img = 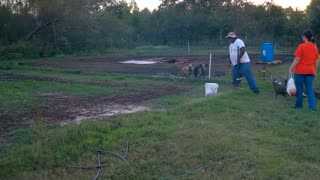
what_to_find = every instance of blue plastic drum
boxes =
[260,43,274,62]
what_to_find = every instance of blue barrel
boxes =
[260,43,274,62]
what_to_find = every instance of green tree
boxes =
[282,7,307,46]
[306,0,320,41]
[263,2,286,39]
[0,0,314,58]
[0,5,11,42]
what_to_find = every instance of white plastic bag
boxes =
[286,77,296,96]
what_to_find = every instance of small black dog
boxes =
[270,75,287,97]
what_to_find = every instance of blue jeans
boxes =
[294,74,316,110]
[232,62,259,93]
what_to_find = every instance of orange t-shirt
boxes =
[294,42,319,74]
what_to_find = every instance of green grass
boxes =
[1,56,320,179]
[2,88,320,179]
[0,75,122,117]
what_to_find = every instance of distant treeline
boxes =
[0,0,319,59]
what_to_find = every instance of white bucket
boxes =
[205,83,219,96]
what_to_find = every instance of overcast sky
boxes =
[134,0,311,11]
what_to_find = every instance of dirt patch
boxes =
[71,105,151,125]
[40,95,153,126]
[0,77,185,138]
[39,85,181,125]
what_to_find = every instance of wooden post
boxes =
[262,50,266,80]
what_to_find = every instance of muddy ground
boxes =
[1,54,292,145]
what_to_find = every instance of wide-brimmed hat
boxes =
[225,32,237,38]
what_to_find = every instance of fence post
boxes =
[209,53,212,78]
[188,41,190,56]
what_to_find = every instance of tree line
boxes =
[0,0,319,59]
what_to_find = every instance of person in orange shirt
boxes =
[289,30,319,111]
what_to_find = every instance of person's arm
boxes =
[236,46,246,65]
[289,57,300,75]
[239,46,246,60]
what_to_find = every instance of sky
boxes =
[134,0,311,11]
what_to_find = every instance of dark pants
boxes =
[294,74,316,110]
[232,62,259,93]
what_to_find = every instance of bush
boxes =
[0,41,38,60]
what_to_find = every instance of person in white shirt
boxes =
[226,32,259,94]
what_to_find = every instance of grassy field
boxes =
[1,50,320,179]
